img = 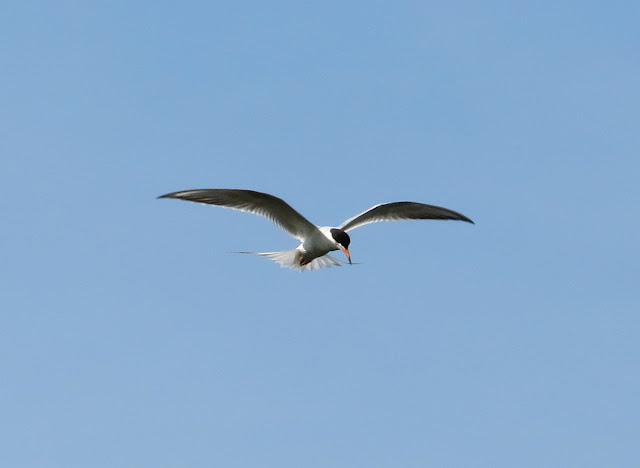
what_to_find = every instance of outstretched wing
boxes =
[158,189,319,241]
[339,201,474,232]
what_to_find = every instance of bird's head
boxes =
[330,228,351,264]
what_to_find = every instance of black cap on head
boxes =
[330,228,351,248]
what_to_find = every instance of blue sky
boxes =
[2,1,639,466]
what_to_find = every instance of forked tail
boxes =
[235,249,344,271]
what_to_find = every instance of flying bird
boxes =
[158,189,473,271]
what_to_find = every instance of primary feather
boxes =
[339,201,474,232]
[158,189,319,241]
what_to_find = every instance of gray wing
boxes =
[158,189,319,241]
[339,201,474,232]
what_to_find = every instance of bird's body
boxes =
[158,189,473,271]
[300,226,342,263]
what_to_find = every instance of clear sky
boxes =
[2,1,639,466]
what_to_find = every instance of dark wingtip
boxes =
[450,209,474,224]
[157,192,178,199]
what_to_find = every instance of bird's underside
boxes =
[158,188,473,271]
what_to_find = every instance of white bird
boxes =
[158,189,474,271]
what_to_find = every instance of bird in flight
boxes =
[158,189,473,271]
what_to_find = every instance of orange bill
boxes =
[339,246,352,264]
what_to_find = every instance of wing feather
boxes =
[339,201,474,232]
[158,189,319,241]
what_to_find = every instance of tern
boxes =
[158,189,474,271]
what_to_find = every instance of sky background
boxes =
[2,1,639,466]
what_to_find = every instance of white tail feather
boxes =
[235,250,343,271]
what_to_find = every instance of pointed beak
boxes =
[340,246,352,264]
